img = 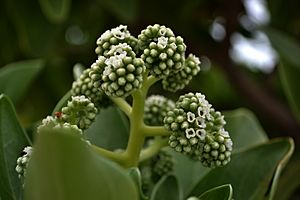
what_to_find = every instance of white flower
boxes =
[111,25,129,40]
[185,128,196,139]
[23,146,32,156]
[189,54,201,65]
[196,129,206,140]
[157,36,168,48]
[187,112,196,123]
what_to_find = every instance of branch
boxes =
[141,125,171,137]
[139,138,168,162]
[110,97,132,116]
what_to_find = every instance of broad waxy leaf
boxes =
[274,151,300,200]
[38,0,71,23]
[189,138,294,200]
[224,108,268,152]
[264,28,300,122]
[24,127,138,200]
[197,184,233,200]
[0,60,44,104]
[0,94,31,200]
[151,175,181,200]
[86,106,129,151]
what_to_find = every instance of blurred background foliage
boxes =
[1,0,300,199]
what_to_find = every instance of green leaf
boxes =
[0,59,44,104]
[0,94,31,200]
[168,149,211,197]
[99,0,137,22]
[38,0,71,23]
[151,175,181,200]
[127,168,149,200]
[86,106,129,151]
[24,127,138,200]
[189,138,294,200]
[197,184,233,200]
[224,108,268,152]
[274,151,300,200]
[264,28,300,121]
[278,59,300,122]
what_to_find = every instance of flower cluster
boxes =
[164,92,232,168]
[37,115,83,134]
[150,150,174,182]
[71,68,111,109]
[15,146,33,180]
[95,25,139,57]
[144,95,175,126]
[162,54,201,92]
[139,149,174,193]
[61,95,98,130]
[90,44,145,97]
[138,24,186,78]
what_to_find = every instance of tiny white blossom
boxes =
[189,54,201,65]
[23,146,33,155]
[196,129,206,140]
[111,25,129,39]
[157,36,168,48]
[98,30,111,42]
[187,112,196,123]
[185,128,196,139]
[196,116,206,128]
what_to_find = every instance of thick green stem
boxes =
[123,76,159,168]
[110,97,132,116]
[95,74,161,168]
[123,90,146,167]
[141,125,171,137]
[139,138,168,162]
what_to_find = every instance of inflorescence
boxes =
[16,24,232,182]
[164,92,232,168]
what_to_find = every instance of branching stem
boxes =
[139,138,168,162]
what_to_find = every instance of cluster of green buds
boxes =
[144,95,175,126]
[15,146,33,180]
[150,150,174,182]
[138,24,186,78]
[90,44,145,97]
[17,24,232,186]
[61,95,98,130]
[164,92,232,168]
[139,149,174,193]
[71,67,111,109]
